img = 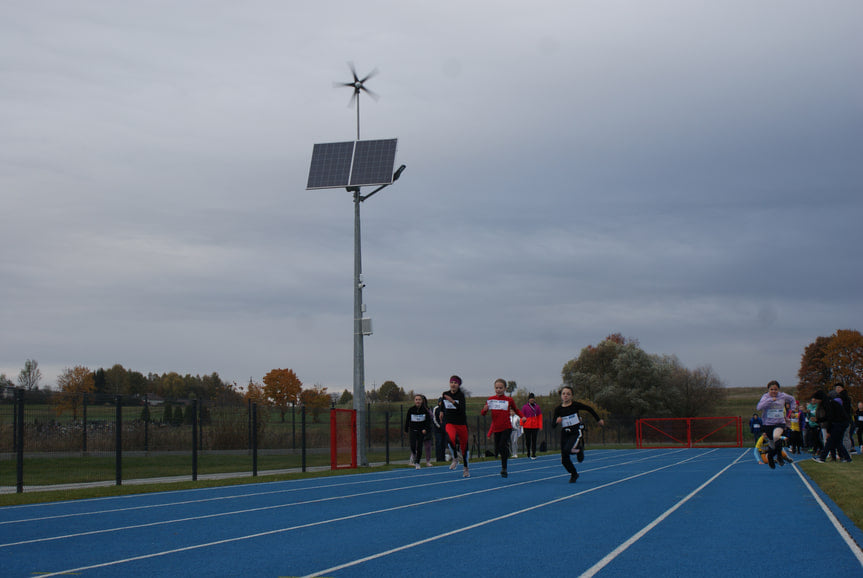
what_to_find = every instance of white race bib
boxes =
[766,408,784,420]
[411,414,426,422]
[561,413,581,428]
[444,399,457,410]
[488,399,508,411]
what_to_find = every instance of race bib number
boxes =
[766,408,784,420]
[753,424,761,430]
[411,414,426,422]
[858,415,863,422]
[488,399,508,411]
[444,399,457,410]
[561,413,581,428]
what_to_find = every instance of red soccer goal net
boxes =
[636,416,742,448]
[330,409,357,469]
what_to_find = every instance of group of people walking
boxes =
[752,379,858,468]
[405,375,604,482]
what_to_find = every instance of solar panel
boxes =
[306,138,398,190]
[306,141,355,189]
[349,139,398,187]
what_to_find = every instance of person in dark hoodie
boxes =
[812,388,852,463]
[442,375,470,478]
[833,382,856,456]
[405,394,432,469]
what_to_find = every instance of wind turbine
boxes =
[336,62,379,140]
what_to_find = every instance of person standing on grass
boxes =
[833,383,856,456]
[551,385,604,483]
[442,375,470,478]
[521,393,543,459]
[806,397,823,454]
[787,405,803,454]
[756,380,795,469]
[749,413,763,441]
[855,401,863,449]
[812,388,852,464]
[405,394,431,470]
[480,378,522,478]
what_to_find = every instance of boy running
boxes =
[442,375,470,478]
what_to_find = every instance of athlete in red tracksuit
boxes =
[442,375,470,478]
[481,378,523,478]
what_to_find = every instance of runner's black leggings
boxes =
[560,429,583,475]
[523,428,539,456]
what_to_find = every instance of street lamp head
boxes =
[393,164,406,182]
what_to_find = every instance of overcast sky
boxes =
[2,1,861,400]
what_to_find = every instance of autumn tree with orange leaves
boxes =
[263,368,302,422]
[299,383,331,423]
[54,365,95,421]
[798,329,863,403]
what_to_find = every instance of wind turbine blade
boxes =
[348,61,359,83]
[359,67,379,84]
[360,85,380,101]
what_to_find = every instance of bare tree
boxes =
[18,359,42,390]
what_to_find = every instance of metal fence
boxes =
[1,387,636,492]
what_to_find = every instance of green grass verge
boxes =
[797,456,863,529]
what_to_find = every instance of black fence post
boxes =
[143,394,149,453]
[301,405,307,472]
[16,388,24,493]
[198,400,204,451]
[82,392,88,454]
[399,405,404,448]
[192,399,198,481]
[385,411,390,465]
[248,398,252,453]
[252,402,258,476]
[292,403,296,450]
[367,402,371,450]
[115,395,122,486]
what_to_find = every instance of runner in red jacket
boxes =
[481,378,522,478]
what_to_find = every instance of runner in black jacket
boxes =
[552,385,604,483]
[405,394,432,469]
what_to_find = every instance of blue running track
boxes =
[1,449,861,577]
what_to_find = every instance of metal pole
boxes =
[16,388,24,493]
[115,395,122,486]
[353,190,368,466]
[192,399,198,481]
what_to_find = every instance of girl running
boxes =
[756,380,795,469]
[552,385,604,483]
[480,378,522,478]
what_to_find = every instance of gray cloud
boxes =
[2,2,861,398]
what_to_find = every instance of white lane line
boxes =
[0,471,429,525]
[0,475,474,548]
[302,451,714,578]
[578,449,747,577]
[35,450,693,577]
[793,464,863,566]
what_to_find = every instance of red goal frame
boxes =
[636,416,742,449]
[330,409,357,469]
